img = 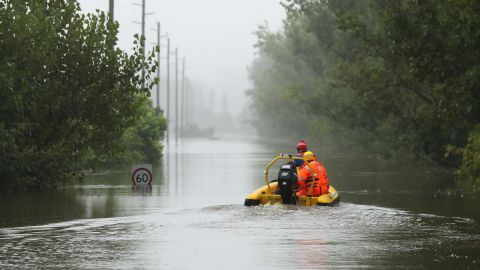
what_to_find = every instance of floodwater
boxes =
[1,138,479,269]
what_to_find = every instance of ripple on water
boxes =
[1,203,479,269]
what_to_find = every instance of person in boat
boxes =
[296,151,330,197]
[296,139,308,156]
[294,139,309,168]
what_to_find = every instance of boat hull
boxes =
[244,182,340,206]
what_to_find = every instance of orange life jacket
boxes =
[297,161,329,196]
[316,162,330,195]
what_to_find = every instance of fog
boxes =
[77,0,285,135]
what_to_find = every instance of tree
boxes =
[0,0,159,190]
[249,0,480,185]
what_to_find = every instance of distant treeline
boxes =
[248,0,480,190]
[0,1,166,191]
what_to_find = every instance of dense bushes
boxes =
[0,1,165,191]
[447,126,480,191]
[248,0,480,189]
[92,99,166,167]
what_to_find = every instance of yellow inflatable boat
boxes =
[244,154,340,206]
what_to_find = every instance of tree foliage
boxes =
[0,0,164,190]
[248,0,480,187]
[447,125,480,191]
[93,99,166,166]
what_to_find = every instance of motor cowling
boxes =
[277,163,297,205]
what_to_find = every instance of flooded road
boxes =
[1,138,479,269]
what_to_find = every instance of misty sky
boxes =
[77,0,285,116]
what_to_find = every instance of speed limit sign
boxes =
[131,164,153,187]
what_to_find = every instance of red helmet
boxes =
[296,139,307,153]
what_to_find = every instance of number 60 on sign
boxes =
[131,164,153,187]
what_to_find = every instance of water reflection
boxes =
[0,190,87,228]
[131,185,152,193]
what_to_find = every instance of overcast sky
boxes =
[77,0,285,116]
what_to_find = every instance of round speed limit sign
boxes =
[131,164,153,186]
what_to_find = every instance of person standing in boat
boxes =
[296,151,330,196]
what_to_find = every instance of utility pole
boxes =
[184,80,188,128]
[181,58,185,137]
[141,0,145,89]
[175,48,179,143]
[156,22,161,109]
[222,92,228,115]
[166,38,170,144]
[133,0,153,90]
[109,0,114,21]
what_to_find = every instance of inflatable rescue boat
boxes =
[244,154,340,206]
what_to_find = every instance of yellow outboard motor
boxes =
[277,163,298,205]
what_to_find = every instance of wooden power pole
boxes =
[175,48,179,143]
[141,0,145,89]
[181,58,185,137]
[156,22,161,109]
[109,0,114,21]
[166,38,170,144]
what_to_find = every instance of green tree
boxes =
[328,0,480,161]
[447,125,480,192]
[247,23,311,138]
[0,0,160,190]
[249,0,480,187]
[95,98,167,166]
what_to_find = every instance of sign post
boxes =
[131,164,153,190]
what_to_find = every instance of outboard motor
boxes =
[277,163,297,205]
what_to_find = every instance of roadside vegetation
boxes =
[247,0,480,191]
[0,1,166,191]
